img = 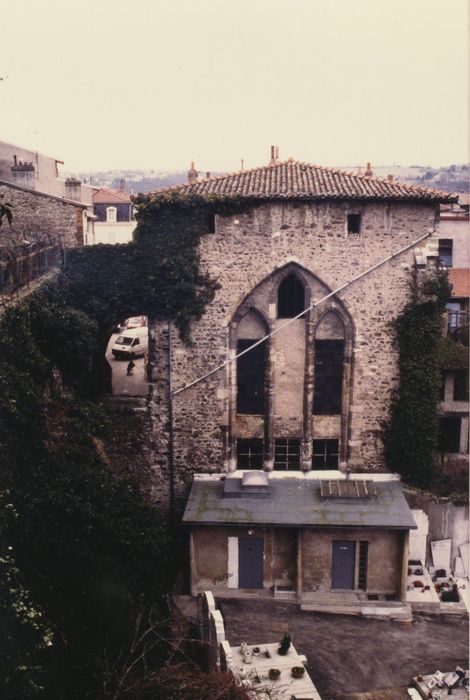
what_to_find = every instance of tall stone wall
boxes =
[0,183,84,248]
[148,199,438,509]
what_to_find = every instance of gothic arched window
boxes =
[313,312,345,415]
[277,274,305,318]
[236,311,267,415]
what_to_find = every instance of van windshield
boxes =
[116,336,133,346]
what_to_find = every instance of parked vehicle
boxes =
[111,326,149,359]
[123,315,147,329]
[111,316,148,333]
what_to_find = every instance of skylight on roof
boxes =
[242,471,269,488]
[320,479,376,499]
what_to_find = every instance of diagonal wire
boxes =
[172,230,432,396]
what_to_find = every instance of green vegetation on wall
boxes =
[383,268,452,489]
[0,194,241,697]
[0,284,174,698]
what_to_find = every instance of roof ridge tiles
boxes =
[145,158,456,203]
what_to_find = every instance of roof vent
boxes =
[223,471,270,499]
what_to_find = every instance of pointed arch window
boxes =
[277,274,305,318]
[236,311,268,415]
[313,312,345,415]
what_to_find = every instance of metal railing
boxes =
[0,242,63,301]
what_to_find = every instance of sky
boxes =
[0,0,468,173]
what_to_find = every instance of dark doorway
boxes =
[332,540,355,589]
[238,537,264,589]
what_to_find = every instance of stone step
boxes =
[301,602,362,615]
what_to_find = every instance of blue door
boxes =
[332,540,355,589]
[239,538,264,589]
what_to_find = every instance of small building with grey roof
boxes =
[183,471,416,609]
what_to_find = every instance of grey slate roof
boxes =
[156,160,456,203]
[183,476,417,530]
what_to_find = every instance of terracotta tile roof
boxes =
[449,268,470,298]
[156,159,456,202]
[93,187,130,204]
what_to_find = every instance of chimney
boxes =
[270,146,275,165]
[387,174,394,182]
[11,160,35,188]
[188,161,198,184]
[364,162,373,177]
[64,176,82,201]
[275,146,279,161]
[241,159,244,171]
[119,178,125,192]
[206,171,210,179]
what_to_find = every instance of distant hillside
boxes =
[345,163,469,194]
[65,169,223,194]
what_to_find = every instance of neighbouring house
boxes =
[144,150,455,510]
[184,471,415,610]
[91,183,135,244]
[0,140,96,248]
[0,139,65,197]
[436,193,469,480]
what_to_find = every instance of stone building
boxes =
[0,179,90,298]
[0,180,89,249]
[147,155,455,509]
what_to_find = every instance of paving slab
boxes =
[216,598,469,699]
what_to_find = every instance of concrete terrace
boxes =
[185,597,469,699]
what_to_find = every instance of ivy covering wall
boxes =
[383,268,452,490]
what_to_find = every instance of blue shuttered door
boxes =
[332,540,355,589]
[238,537,264,589]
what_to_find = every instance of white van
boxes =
[111,326,149,360]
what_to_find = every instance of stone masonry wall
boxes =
[0,183,84,248]
[148,199,438,509]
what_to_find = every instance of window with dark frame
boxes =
[438,416,461,453]
[274,438,301,470]
[313,340,344,414]
[206,213,216,233]
[453,370,469,402]
[236,438,264,470]
[236,339,266,414]
[312,439,340,469]
[347,213,361,234]
[277,274,305,318]
[438,239,453,267]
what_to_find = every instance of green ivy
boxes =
[383,269,452,489]
[0,289,174,698]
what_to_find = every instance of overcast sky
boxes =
[1,0,468,173]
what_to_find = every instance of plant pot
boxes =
[291,666,305,679]
[269,668,281,681]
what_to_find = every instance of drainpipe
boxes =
[296,530,303,600]
[168,318,175,518]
